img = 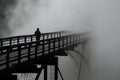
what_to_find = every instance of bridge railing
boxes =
[0,32,88,70]
[0,31,67,47]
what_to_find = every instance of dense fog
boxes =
[0,0,120,80]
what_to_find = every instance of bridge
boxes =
[0,31,88,80]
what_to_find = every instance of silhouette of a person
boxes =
[34,28,41,41]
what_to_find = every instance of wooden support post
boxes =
[55,57,58,80]
[44,65,47,80]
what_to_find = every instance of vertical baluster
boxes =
[24,37,26,47]
[69,36,72,46]
[77,34,79,44]
[24,36,26,43]
[58,36,61,50]
[47,33,49,39]
[17,37,19,44]
[6,48,10,69]
[60,32,62,37]
[18,46,21,64]
[0,39,3,54]
[51,33,52,39]
[79,33,81,43]
[1,39,3,47]
[28,44,31,61]
[35,42,38,60]
[62,37,64,49]
[48,39,51,54]
[54,33,56,38]
[0,39,1,47]
[53,38,55,52]
[31,35,33,42]
[72,35,74,46]
[42,34,45,56]
[66,36,69,47]
[75,34,77,44]
[10,38,12,46]
[57,33,58,38]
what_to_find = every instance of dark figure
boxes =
[34,28,41,41]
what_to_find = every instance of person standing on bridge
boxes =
[34,28,41,41]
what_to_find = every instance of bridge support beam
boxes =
[44,64,47,80]
[55,60,58,80]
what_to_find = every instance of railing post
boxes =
[6,48,10,69]
[10,38,12,46]
[54,33,56,38]
[79,33,81,43]
[48,40,51,54]
[62,37,64,49]
[0,39,3,53]
[25,36,27,47]
[47,34,49,39]
[1,39,3,47]
[35,42,38,60]
[18,46,21,64]
[31,35,33,42]
[58,36,61,50]
[51,33,52,38]
[28,44,31,61]
[53,38,55,52]
[69,36,72,46]
[17,37,19,44]
[66,36,69,47]
[24,36,26,43]
[72,35,74,46]
[42,34,45,56]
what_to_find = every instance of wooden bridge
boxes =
[0,31,88,80]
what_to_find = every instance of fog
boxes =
[7,0,89,36]
[0,0,120,80]
[89,0,120,80]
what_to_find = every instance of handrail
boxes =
[0,31,68,47]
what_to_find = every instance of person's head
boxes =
[37,28,39,31]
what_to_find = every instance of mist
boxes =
[0,0,16,37]
[7,0,89,36]
[0,0,120,80]
[89,0,120,80]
